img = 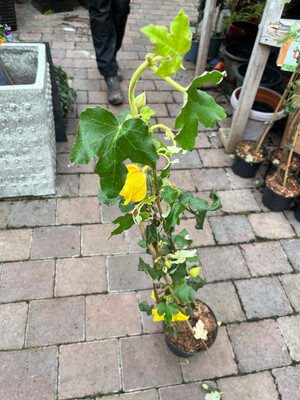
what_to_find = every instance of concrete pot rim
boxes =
[0,42,46,90]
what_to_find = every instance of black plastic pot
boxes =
[235,63,282,89]
[295,202,300,222]
[32,0,74,13]
[266,149,300,177]
[208,36,225,59]
[164,300,218,358]
[223,43,253,83]
[184,40,199,62]
[262,183,296,212]
[232,140,268,178]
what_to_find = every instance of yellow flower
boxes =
[119,164,147,205]
[189,267,200,278]
[152,309,189,322]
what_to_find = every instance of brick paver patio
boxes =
[0,1,299,399]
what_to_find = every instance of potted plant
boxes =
[53,65,77,122]
[71,10,227,356]
[31,0,74,14]
[184,0,225,62]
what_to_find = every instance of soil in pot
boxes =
[269,149,300,172]
[232,140,268,178]
[165,300,217,354]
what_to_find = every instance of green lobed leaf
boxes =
[187,276,206,291]
[172,229,193,249]
[165,203,186,231]
[119,200,136,213]
[174,283,195,304]
[158,301,179,325]
[174,72,227,151]
[146,224,157,244]
[71,106,158,198]
[140,9,191,77]
[165,325,179,339]
[161,186,179,205]
[141,106,156,120]
[138,257,165,282]
[116,110,132,124]
[110,213,135,238]
[139,301,154,316]
[169,262,187,282]
[98,187,121,205]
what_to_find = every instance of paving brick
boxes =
[169,170,195,191]
[86,293,141,339]
[7,199,56,227]
[0,201,11,228]
[56,174,79,197]
[280,273,300,311]
[198,149,233,167]
[273,365,300,400]
[0,260,54,303]
[175,218,215,247]
[0,347,57,400]
[194,132,211,148]
[236,277,293,319]
[56,256,107,296]
[57,153,95,173]
[82,224,127,255]
[248,212,295,239]
[181,327,237,381]
[218,189,260,213]
[109,390,159,400]
[191,168,231,191]
[210,215,255,244]
[159,381,216,400]
[198,245,250,281]
[31,226,80,259]
[277,315,300,361]
[26,297,84,346]
[226,167,263,189]
[127,224,147,254]
[56,197,100,224]
[218,372,279,400]
[0,229,32,262]
[0,302,27,350]
[56,135,77,154]
[158,150,202,170]
[107,254,152,291]
[285,210,300,236]
[280,239,300,271]
[101,202,123,223]
[241,241,293,276]
[121,334,182,390]
[79,173,100,197]
[198,282,245,323]
[147,91,174,103]
[227,320,291,372]
[59,340,120,399]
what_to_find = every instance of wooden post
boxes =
[195,0,217,77]
[219,0,285,153]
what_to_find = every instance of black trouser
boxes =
[88,0,131,78]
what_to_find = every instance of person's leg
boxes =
[88,0,123,104]
[111,0,131,54]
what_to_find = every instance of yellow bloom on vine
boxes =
[119,164,147,205]
[152,309,189,322]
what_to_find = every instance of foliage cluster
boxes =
[54,65,77,115]
[71,10,226,338]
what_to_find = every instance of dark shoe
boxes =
[117,69,123,81]
[105,76,123,105]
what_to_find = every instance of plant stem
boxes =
[150,124,177,146]
[283,122,300,188]
[150,65,186,93]
[256,60,300,152]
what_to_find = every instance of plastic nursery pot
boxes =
[207,36,225,59]
[262,173,300,212]
[267,149,300,177]
[232,140,268,179]
[295,202,300,222]
[226,21,258,45]
[184,40,199,62]
[223,43,253,83]
[230,86,285,142]
[164,300,218,358]
[235,63,283,89]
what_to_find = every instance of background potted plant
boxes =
[71,10,227,356]
[54,65,77,122]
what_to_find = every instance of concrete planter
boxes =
[0,43,56,198]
